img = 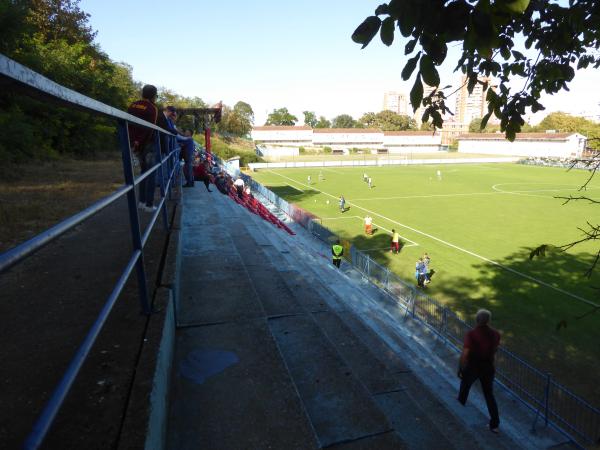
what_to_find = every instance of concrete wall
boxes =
[312,131,384,149]
[257,145,300,157]
[248,156,519,171]
[251,128,312,145]
[458,134,586,157]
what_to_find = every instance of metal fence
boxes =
[245,176,600,448]
[0,54,181,449]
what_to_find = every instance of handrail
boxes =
[0,54,181,449]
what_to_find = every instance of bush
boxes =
[299,146,306,154]
[323,146,332,154]
[448,142,458,152]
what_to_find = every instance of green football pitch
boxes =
[251,163,600,404]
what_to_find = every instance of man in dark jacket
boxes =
[458,309,501,433]
[128,84,159,212]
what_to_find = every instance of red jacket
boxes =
[127,99,158,151]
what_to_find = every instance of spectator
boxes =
[127,84,159,212]
[234,177,245,198]
[415,258,427,287]
[458,309,501,433]
[214,172,228,195]
[193,159,212,192]
[157,106,196,187]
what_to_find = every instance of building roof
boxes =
[383,131,438,136]
[313,128,381,134]
[457,132,582,141]
[252,126,312,131]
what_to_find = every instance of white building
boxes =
[250,126,445,154]
[383,91,409,115]
[251,126,312,147]
[312,128,383,150]
[383,131,441,153]
[457,132,587,158]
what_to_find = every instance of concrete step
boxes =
[167,319,319,450]
[268,313,398,448]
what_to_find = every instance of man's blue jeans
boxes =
[138,143,157,207]
[176,136,195,184]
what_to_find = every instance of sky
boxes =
[80,0,600,126]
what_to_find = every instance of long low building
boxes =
[457,132,587,158]
[251,126,442,154]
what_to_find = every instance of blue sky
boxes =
[81,0,599,125]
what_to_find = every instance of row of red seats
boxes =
[227,186,295,236]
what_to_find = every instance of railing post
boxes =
[155,132,169,230]
[442,307,448,345]
[117,121,151,314]
[385,267,390,290]
[544,372,552,426]
[411,290,417,318]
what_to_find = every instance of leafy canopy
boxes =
[359,110,417,131]
[265,107,298,126]
[353,0,600,141]
[331,114,358,128]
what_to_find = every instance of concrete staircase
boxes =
[166,187,569,449]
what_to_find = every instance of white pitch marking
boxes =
[268,170,599,308]
[351,191,504,201]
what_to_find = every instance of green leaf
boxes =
[410,73,424,113]
[504,0,530,13]
[421,107,431,124]
[480,111,492,130]
[402,52,421,81]
[352,16,382,49]
[405,38,417,55]
[380,17,395,46]
[375,3,390,15]
[420,54,440,87]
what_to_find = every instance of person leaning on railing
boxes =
[157,106,196,188]
[127,84,159,212]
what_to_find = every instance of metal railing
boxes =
[0,54,181,449]
[244,175,600,448]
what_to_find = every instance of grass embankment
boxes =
[251,163,600,405]
[0,156,124,253]
[197,134,264,167]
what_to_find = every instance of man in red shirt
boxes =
[128,85,159,212]
[458,309,501,433]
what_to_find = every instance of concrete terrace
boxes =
[165,185,573,449]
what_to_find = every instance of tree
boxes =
[469,117,500,133]
[353,1,600,141]
[331,114,357,128]
[534,112,600,150]
[0,0,140,162]
[218,101,254,137]
[359,110,417,130]
[265,107,298,126]
[303,111,318,128]
[315,116,331,128]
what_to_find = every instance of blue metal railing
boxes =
[244,175,600,448]
[0,54,181,448]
